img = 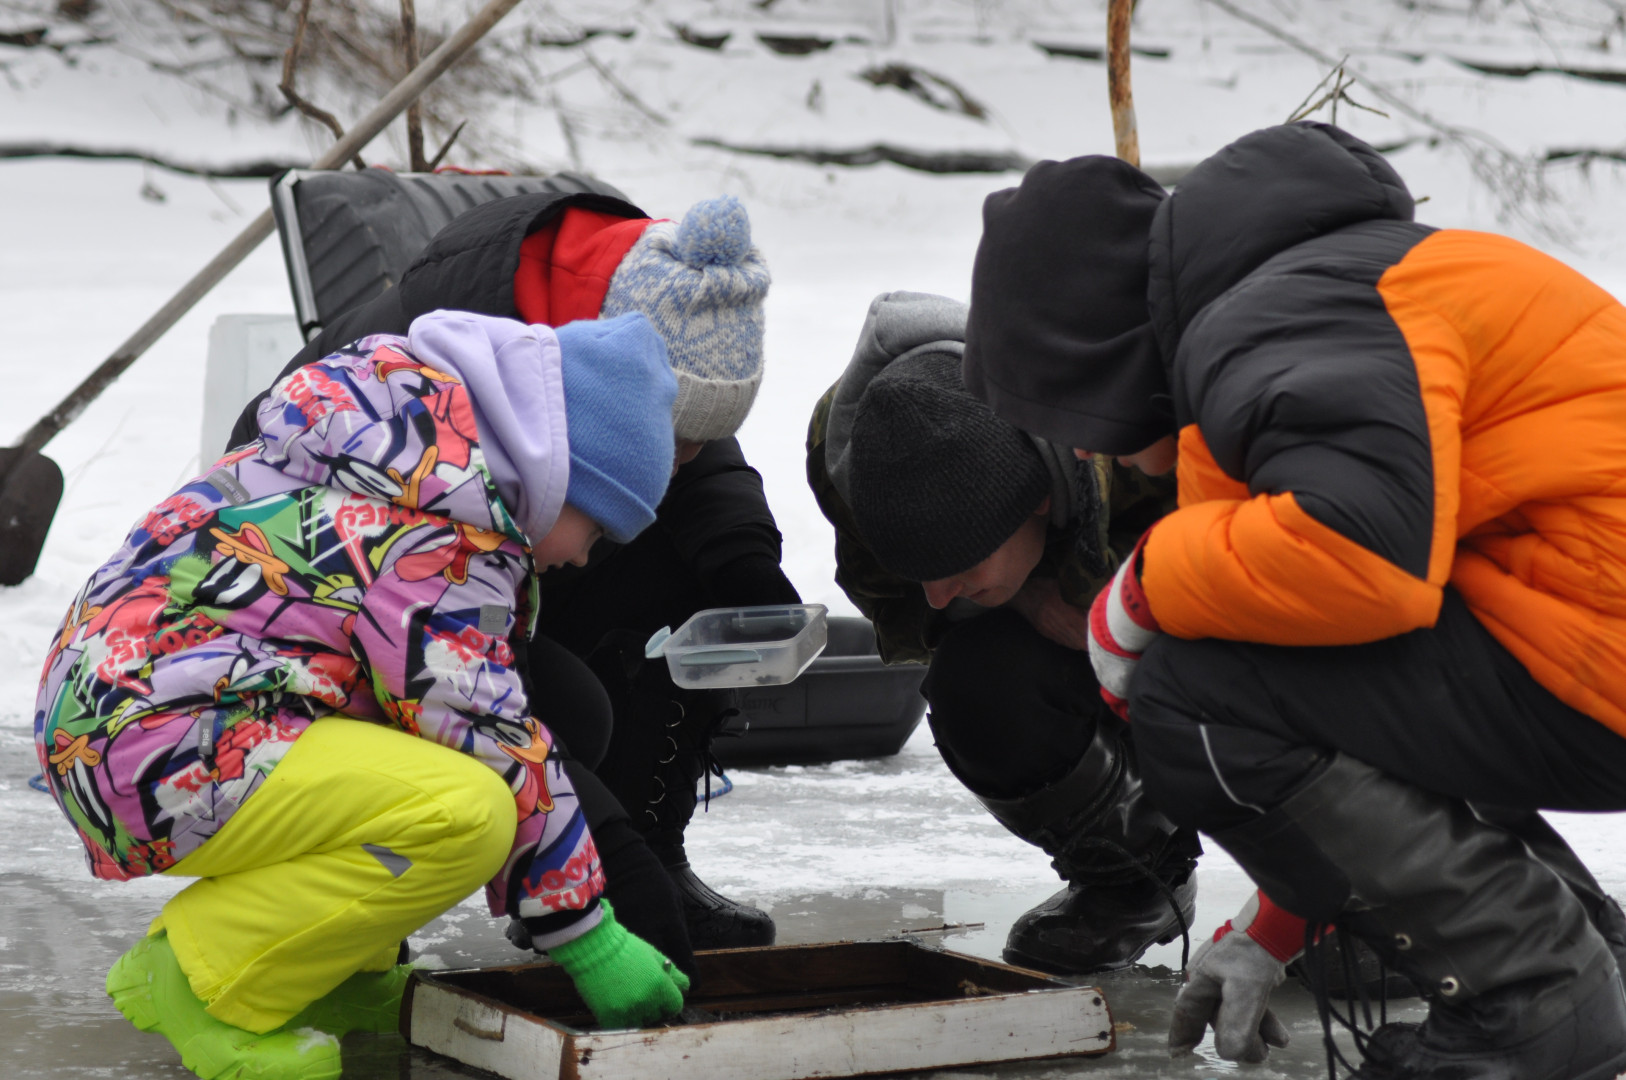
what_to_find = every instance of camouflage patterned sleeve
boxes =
[806,385,936,666]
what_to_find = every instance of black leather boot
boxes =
[1291,805,1626,1004]
[975,724,1199,974]
[1213,754,1626,1080]
[590,636,775,950]
[1473,804,1626,977]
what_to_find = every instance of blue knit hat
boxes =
[600,195,770,443]
[555,313,679,543]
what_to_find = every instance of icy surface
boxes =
[4,0,1626,1075]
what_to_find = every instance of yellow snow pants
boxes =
[151,715,516,1033]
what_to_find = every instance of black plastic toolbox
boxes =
[712,616,928,767]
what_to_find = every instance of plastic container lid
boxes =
[645,604,828,688]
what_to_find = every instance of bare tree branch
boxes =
[551,84,582,170]
[400,0,425,170]
[1202,0,1566,241]
[1286,61,1390,125]
[426,118,466,169]
[582,47,668,126]
[279,0,364,168]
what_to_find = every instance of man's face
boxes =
[921,503,1050,610]
[1073,434,1178,476]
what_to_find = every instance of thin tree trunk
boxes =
[401,0,426,170]
[1107,0,1139,167]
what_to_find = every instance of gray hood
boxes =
[826,291,1078,530]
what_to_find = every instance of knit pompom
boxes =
[672,195,752,267]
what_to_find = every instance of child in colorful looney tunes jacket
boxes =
[34,309,685,1080]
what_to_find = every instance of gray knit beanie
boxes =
[846,352,1051,582]
[601,195,770,443]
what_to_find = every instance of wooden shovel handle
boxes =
[1107,0,1140,168]
[10,0,527,459]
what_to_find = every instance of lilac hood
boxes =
[406,309,572,546]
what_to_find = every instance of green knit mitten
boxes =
[546,900,690,1029]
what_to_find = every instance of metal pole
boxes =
[12,0,527,457]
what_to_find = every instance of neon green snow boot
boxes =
[285,964,414,1037]
[106,933,342,1080]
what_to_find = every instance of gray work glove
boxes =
[1169,893,1294,1062]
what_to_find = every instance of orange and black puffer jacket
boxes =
[1139,123,1626,737]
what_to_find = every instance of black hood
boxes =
[963,155,1169,456]
[1147,122,1415,363]
[963,124,1415,458]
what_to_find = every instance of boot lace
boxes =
[1300,920,1394,1080]
[644,696,743,824]
[694,703,740,811]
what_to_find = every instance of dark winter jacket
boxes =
[971,120,1626,738]
[807,293,1173,664]
[228,190,788,611]
[227,190,644,451]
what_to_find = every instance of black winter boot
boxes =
[590,636,775,950]
[975,725,1200,974]
[1472,804,1626,978]
[1213,754,1626,1080]
[1290,806,1626,1004]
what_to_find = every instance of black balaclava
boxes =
[963,155,1169,456]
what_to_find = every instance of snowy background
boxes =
[3,0,1626,1074]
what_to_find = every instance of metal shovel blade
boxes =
[0,447,64,586]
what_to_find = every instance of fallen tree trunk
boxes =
[691,138,1031,174]
[695,137,1197,183]
[0,142,299,177]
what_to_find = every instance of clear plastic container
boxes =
[645,604,828,688]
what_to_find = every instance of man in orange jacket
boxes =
[963,122,1626,1074]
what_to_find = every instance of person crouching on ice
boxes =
[807,291,1196,975]
[963,123,1626,1074]
[34,309,687,1080]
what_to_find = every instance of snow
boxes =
[4,0,1626,1075]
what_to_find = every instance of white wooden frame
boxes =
[404,942,1114,1080]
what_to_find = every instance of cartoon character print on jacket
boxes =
[34,334,603,923]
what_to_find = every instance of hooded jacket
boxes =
[36,312,604,938]
[227,190,786,615]
[808,291,1174,663]
[994,122,1626,736]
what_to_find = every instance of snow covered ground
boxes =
[4,0,1626,1074]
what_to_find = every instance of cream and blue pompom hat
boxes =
[600,195,770,443]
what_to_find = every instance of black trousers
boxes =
[527,614,699,975]
[530,527,717,828]
[923,609,1103,799]
[1131,589,1626,833]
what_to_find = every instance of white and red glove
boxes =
[1169,890,1307,1061]
[1087,536,1160,719]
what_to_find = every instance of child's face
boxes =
[534,505,605,571]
